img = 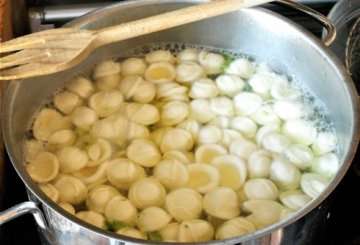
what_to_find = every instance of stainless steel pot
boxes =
[1,1,359,244]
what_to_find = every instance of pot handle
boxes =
[274,0,336,46]
[0,201,47,229]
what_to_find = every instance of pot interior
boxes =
[3,1,359,244]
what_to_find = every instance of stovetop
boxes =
[1,1,360,245]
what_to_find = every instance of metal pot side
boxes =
[2,1,360,244]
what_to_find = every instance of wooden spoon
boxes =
[0,0,272,80]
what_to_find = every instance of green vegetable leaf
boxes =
[104,219,129,232]
[244,82,253,92]
[147,231,163,241]
[221,54,236,73]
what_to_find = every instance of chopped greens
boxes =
[147,231,163,241]
[104,219,129,232]
[220,54,236,73]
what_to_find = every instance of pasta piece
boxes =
[154,160,189,190]
[231,116,258,139]
[105,195,137,225]
[24,139,44,162]
[203,187,240,219]
[162,150,194,164]
[273,100,303,120]
[270,79,301,101]
[126,139,161,167]
[106,158,146,190]
[160,223,180,242]
[243,178,279,200]
[87,139,115,165]
[178,219,214,242]
[90,114,129,143]
[136,206,172,232]
[128,178,166,209]
[119,76,156,103]
[54,175,87,205]
[33,108,72,141]
[127,122,150,140]
[72,161,109,185]
[215,75,245,97]
[86,185,120,214]
[165,187,203,221]
[160,128,194,153]
[195,144,227,164]
[248,73,273,98]
[207,215,226,230]
[282,119,317,146]
[26,152,59,183]
[159,101,189,126]
[145,50,175,64]
[176,49,199,63]
[156,82,189,102]
[71,106,98,131]
[150,126,173,146]
[219,129,243,148]
[190,99,217,123]
[67,76,95,98]
[300,173,329,198]
[186,163,220,194]
[311,152,339,178]
[284,144,314,170]
[54,91,82,115]
[197,125,222,145]
[261,133,291,154]
[246,209,280,230]
[93,60,121,90]
[176,61,205,83]
[208,116,232,129]
[211,154,247,190]
[230,139,257,161]
[59,202,76,215]
[241,199,286,214]
[88,90,124,118]
[233,92,263,116]
[198,50,225,75]
[311,131,337,156]
[215,217,256,240]
[255,124,280,145]
[57,146,88,174]
[76,211,105,229]
[189,78,219,99]
[269,159,301,190]
[121,58,147,77]
[247,150,272,178]
[126,103,160,125]
[250,105,281,126]
[117,227,147,240]
[47,129,77,152]
[176,118,200,141]
[225,58,254,79]
[144,62,176,83]
[39,183,59,202]
[210,97,234,117]
[279,190,312,210]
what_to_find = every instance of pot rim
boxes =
[3,0,360,244]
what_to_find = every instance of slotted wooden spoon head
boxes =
[0,0,274,80]
[0,28,97,80]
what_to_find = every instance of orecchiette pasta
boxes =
[165,187,203,221]
[121,58,147,77]
[128,178,166,209]
[86,185,120,214]
[145,62,176,83]
[25,48,339,242]
[26,152,59,183]
[203,187,240,219]
[54,91,82,115]
[106,158,146,190]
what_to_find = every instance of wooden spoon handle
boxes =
[95,0,273,46]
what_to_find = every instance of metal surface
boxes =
[1,0,359,245]
[346,17,360,84]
